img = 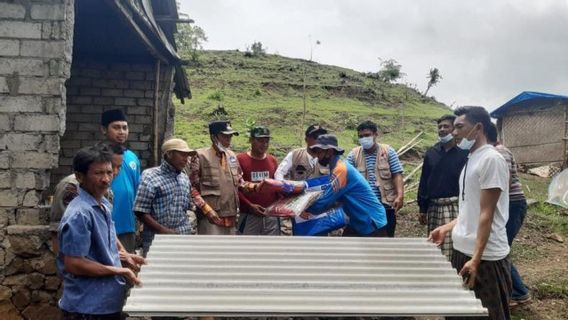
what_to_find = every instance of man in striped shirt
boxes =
[346,120,404,237]
[487,123,531,307]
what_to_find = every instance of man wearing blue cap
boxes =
[187,120,261,235]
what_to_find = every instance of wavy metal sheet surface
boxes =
[124,235,487,317]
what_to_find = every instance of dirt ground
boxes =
[396,207,568,320]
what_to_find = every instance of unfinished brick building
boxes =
[0,0,190,318]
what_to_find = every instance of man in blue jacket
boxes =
[304,134,388,237]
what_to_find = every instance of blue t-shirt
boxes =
[111,149,140,234]
[57,187,125,314]
[308,158,387,235]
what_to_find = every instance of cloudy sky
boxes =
[179,0,568,110]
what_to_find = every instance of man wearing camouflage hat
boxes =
[186,120,261,235]
[237,126,281,235]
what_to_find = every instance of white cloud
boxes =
[180,0,568,110]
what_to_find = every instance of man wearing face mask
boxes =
[417,115,468,260]
[429,106,511,320]
[303,134,388,237]
[346,120,404,237]
[186,120,261,235]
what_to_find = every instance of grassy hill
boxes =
[174,50,451,158]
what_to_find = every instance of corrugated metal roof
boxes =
[124,235,487,318]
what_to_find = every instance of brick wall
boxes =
[0,0,74,318]
[49,60,176,188]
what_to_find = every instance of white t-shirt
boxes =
[452,144,510,260]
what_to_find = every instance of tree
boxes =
[423,67,442,97]
[175,23,208,62]
[245,41,266,57]
[377,58,404,83]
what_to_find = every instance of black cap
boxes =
[209,120,239,136]
[309,134,344,154]
[101,109,127,127]
[305,124,328,138]
[250,126,271,138]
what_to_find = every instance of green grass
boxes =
[175,50,450,159]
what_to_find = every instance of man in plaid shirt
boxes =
[134,138,195,256]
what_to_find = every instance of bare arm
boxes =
[63,255,140,286]
[392,173,404,212]
[459,187,501,288]
[136,211,176,234]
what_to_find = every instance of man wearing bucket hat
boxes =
[187,120,261,235]
[134,138,195,255]
[304,134,389,237]
[236,126,281,235]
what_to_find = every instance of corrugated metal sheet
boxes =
[124,235,487,318]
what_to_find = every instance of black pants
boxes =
[61,310,122,320]
[383,203,396,237]
[343,225,388,237]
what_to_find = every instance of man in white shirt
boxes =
[429,106,512,320]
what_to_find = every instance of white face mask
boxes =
[216,141,229,152]
[438,133,454,144]
[358,136,375,150]
[457,137,475,150]
[457,125,478,150]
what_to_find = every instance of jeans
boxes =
[506,199,530,300]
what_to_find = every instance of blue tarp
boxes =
[491,91,568,118]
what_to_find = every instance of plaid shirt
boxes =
[134,160,193,245]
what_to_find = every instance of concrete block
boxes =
[31,4,65,20]
[67,77,91,86]
[23,191,40,207]
[124,89,145,98]
[80,68,101,78]
[0,134,43,151]
[0,40,19,56]
[0,2,26,19]
[101,89,123,97]
[125,71,145,80]
[42,134,60,152]
[21,40,66,58]
[103,70,123,79]
[49,59,69,77]
[0,171,11,189]
[0,58,46,76]
[145,90,155,98]
[0,152,10,169]
[15,172,36,189]
[130,80,152,90]
[18,77,63,95]
[137,98,153,106]
[0,190,19,207]
[67,113,98,123]
[70,96,91,105]
[115,97,136,106]
[11,152,58,169]
[80,105,102,114]
[43,97,64,114]
[128,106,148,115]
[0,114,11,131]
[0,96,43,113]
[0,21,42,39]
[79,87,100,96]
[15,208,42,225]
[129,142,148,151]
[92,97,113,105]
[14,114,60,132]
[0,76,8,93]
[110,63,131,71]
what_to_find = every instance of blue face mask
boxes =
[438,134,454,144]
[358,136,375,150]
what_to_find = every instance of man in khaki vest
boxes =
[346,120,404,237]
[274,124,328,235]
[186,120,260,235]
